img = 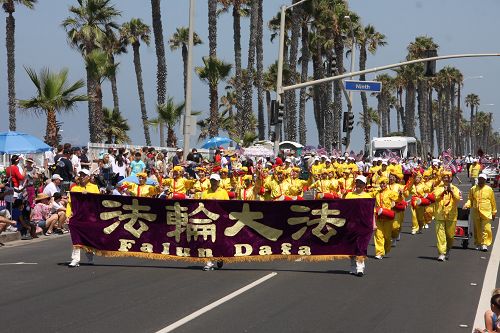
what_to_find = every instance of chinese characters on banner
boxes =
[69,193,375,263]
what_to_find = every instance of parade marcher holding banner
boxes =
[463,173,497,251]
[373,176,401,259]
[68,169,100,267]
[201,174,228,271]
[432,170,461,261]
[345,175,374,276]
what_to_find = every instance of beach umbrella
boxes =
[0,131,52,154]
[201,136,232,149]
[117,175,158,186]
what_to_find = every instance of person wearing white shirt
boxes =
[70,147,82,175]
[43,174,62,197]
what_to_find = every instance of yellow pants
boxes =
[411,206,425,232]
[375,218,393,256]
[392,211,405,239]
[472,210,492,246]
[435,219,457,255]
[424,205,434,225]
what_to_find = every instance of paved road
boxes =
[1,182,498,333]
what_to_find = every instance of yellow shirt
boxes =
[374,188,400,209]
[432,184,461,221]
[464,185,497,220]
[469,164,482,178]
[311,164,323,176]
[345,191,373,199]
[236,186,258,200]
[163,177,193,194]
[129,183,156,197]
[201,187,229,200]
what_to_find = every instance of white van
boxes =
[370,136,417,160]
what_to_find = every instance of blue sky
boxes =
[0,0,498,152]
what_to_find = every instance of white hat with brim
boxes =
[210,174,221,181]
[79,169,90,176]
[478,173,487,180]
[355,175,367,184]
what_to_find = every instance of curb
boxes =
[0,231,21,243]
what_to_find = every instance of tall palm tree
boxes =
[169,27,202,100]
[195,56,232,137]
[120,18,152,146]
[465,93,480,153]
[18,67,87,147]
[373,74,395,137]
[103,107,130,144]
[148,97,185,148]
[101,27,126,115]
[62,0,121,142]
[242,0,258,136]
[356,24,386,146]
[208,0,217,57]
[255,0,265,140]
[2,0,37,130]
[150,0,167,112]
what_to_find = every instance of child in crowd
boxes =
[31,193,59,236]
[12,199,37,240]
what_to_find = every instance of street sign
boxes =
[344,80,382,93]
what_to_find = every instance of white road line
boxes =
[0,262,38,266]
[156,272,277,333]
[473,218,500,329]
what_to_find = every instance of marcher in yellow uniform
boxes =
[432,170,461,261]
[463,173,497,251]
[236,175,259,200]
[310,170,339,198]
[373,176,401,259]
[469,160,482,183]
[128,173,157,197]
[201,174,228,271]
[422,170,436,228]
[162,166,193,198]
[67,169,101,267]
[219,168,233,192]
[192,167,211,199]
[388,172,409,244]
[372,161,390,185]
[288,167,310,197]
[345,175,374,276]
[310,158,323,177]
[266,169,293,200]
[410,173,427,234]
[387,159,404,181]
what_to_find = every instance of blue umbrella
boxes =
[117,175,158,186]
[201,136,232,149]
[0,131,52,154]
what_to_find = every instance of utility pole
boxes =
[182,0,195,160]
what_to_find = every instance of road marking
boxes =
[156,272,277,333]
[0,262,38,266]
[473,218,500,329]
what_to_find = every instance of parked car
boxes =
[481,163,499,186]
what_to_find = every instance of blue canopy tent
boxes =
[201,136,233,149]
[0,131,52,154]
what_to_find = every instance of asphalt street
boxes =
[0,181,499,333]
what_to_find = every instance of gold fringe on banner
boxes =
[74,245,360,263]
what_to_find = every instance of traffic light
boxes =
[277,101,284,123]
[347,112,354,131]
[270,100,277,125]
[341,137,347,146]
[323,54,337,76]
[424,49,438,77]
[342,112,348,132]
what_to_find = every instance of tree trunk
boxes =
[133,43,151,145]
[312,49,324,147]
[243,0,258,135]
[332,40,344,150]
[285,3,300,142]
[417,80,429,155]
[209,84,219,137]
[256,0,265,140]
[266,90,271,138]
[428,86,434,155]
[151,0,166,146]
[208,0,217,58]
[86,68,96,142]
[6,12,16,130]
[182,44,188,100]
[233,1,243,134]
[359,45,370,148]
[455,84,461,155]
[109,54,120,113]
[380,95,388,136]
[404,81,416,137]
[298,16,309,146]
[45,108,58,147]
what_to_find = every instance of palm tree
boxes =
[373,74,395,137]
[356,24,386,147]
[120,18,152,146]
[18,67,87,147]
[219,82,238,143]
[101,27,126,116]
[242,0,258,136]
[103,107,130,144]
[169,27,202,100]
[255,0,264,140]
[62,0,121,142]
[208,0,217,57]
[195,56,232,137]
[148,97,185,148]
[465,93,480,152]
[2,0,37,131]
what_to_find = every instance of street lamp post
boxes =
[345,15,355,151]
[275,0,309,154]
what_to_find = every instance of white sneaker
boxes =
[356,269,364,277]
[411,230,416,235]
[68,260,80,267]
[203,261,215,271]
[424,224,429,229]
[375,255,383,260]
[391,238,397,247]
[481,245,488,252]
[437,254,445,261]
[6,225,17,232]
